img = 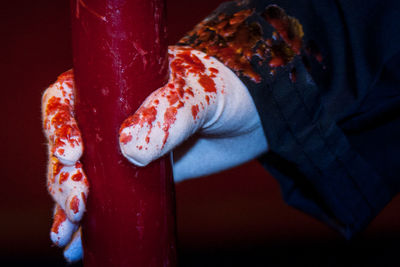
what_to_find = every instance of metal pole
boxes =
[71,0,177,265]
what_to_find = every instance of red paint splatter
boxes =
[52,158,64,178]
[57,70,74,85]
[209,67,219,74]
[198,74,216,93]
[120,105,158,145]
[120,105,158,131]
[229,9,253,25]
[176,51,206,73]
[75,162,82,169]
[162,107,178,148]
[70,196,80,214]
[178,9,262,82]
[177,101,184,109]
[59,172,69,184]
[120,132,133,145]
[177,86,185,98]
[185,88,194,97]
[269,56,285,68]
[166,91,180,105]
[263,5,303,54]
[205,95,210,104]
[83,177,89,187]
[45,74,81,155]
[51,206,66,234]
[120,48,220,150]
[140,106,158,126]
[170,58,187,77]
[191,105,199,120]
[178,6,307,83]
[72,171,83,182]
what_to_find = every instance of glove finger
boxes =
[48,157,89,223]
[119,46,223,166]
[64,227,83,262]
[50,204,78,247]
[42,70,83,165]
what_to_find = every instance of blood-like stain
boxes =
[176,51,206,73]
[209,67,219,74]
[162,107,178,148]
[120,132,133,145]
[262,5,303,54]
[120,105,158,145]
[45,71,82,157]
[178,5,307,83]
[59,172,69,184]
[185,88,194,97]
[51,206,66,234]
[52,158,64,178]
[72,171,83,182]
[178,8,262,82]
[70,196,80,214]
[120,47,220,151]
[205,95,210,104]
[167,91,180,105]
[191,105,199,120]
[198,74,216,93]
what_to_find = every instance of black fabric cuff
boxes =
[247,57,392,238]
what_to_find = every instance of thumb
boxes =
[119,47,223,166]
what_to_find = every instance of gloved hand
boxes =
[42,46,268,262]
[42,70,88,262]
[120,46,268,181]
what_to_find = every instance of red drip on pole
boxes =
[71,0,177,266]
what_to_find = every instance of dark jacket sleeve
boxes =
[178,0,400,238]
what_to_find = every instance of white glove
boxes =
[42,70,87,262]
[42,46,268,261]
[120,46,268,182]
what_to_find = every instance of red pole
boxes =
[71,0,176,266]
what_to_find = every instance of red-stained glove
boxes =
[42,71,87,262]
[42,46,268,262]
[120,46,268,181]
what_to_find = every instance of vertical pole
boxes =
[71,0,177,266]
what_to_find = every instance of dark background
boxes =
[1,0,400,266]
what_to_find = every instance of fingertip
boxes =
[55,144,82,166]
[119,142,149,167]
[64,228,83,263]
[118,127,152,167]
[65,193,86,223]
[50,206,78,247]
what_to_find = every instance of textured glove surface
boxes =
[42,71,87,261]
[120,46,268,181]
